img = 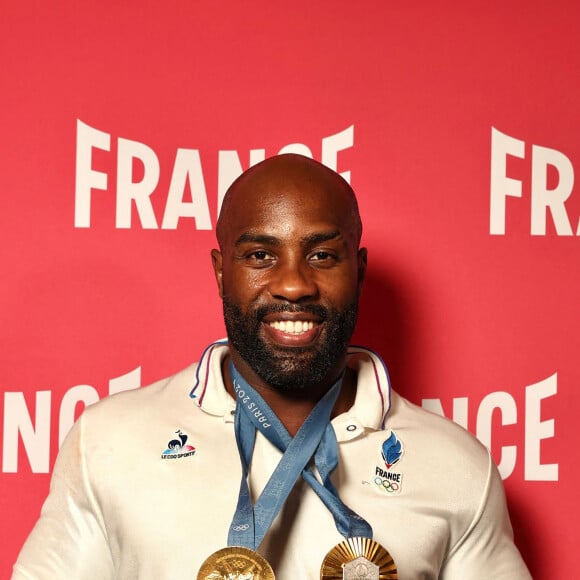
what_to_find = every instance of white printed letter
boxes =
[3,391,51,473]
[525,374,558,481]
[116,137,160,228]
[476,391,517,479]
[490,127,525,235]
[162,149,212,229]
[322,125,354,183]
[531,145,574,235]
[75,119,111,228]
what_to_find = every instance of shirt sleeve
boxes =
[11,414,114,580]
[440,452,532,579]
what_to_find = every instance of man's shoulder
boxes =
[82,362,200,424]
[55,362,217,470]
[388,391,491,470]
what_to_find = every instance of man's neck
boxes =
[222,355,357,437]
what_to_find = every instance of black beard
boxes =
[222,299,358,392]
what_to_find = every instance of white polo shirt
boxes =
[13,343,531,579]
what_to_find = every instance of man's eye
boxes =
[309,251,337,264]
[247,251,273,262]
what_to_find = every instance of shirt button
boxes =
[346,424,357,432]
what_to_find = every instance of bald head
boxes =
[216,154,362,249]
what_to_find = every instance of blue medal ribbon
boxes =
[227,361,373,550]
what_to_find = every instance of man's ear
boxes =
[211,249,224,298]
[357,247,368,292]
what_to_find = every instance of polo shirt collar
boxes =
[190,340,392,437]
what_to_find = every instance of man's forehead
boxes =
[223,191,354,241]
[224,178,353,223]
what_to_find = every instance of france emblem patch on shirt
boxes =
[367,430,404,496]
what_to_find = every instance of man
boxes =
[13,154,531,579]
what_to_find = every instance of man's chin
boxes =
[250,349,331,392]
[257,370,317,392]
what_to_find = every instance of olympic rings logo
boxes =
[373,476,400,493]
[232,524,250,531]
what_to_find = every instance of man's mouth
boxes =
[268,320,315,335]
[262,315,322,346]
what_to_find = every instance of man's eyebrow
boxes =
[234,230,342,247]
[235,232,281,246]
[301,230,341,245]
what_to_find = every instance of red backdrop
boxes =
[1,1,578,577]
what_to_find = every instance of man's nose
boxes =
[268,258,318,302]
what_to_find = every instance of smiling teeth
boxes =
[270,320,314,334]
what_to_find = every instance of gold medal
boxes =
[320,537,397,579]
[197,546,275,579]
